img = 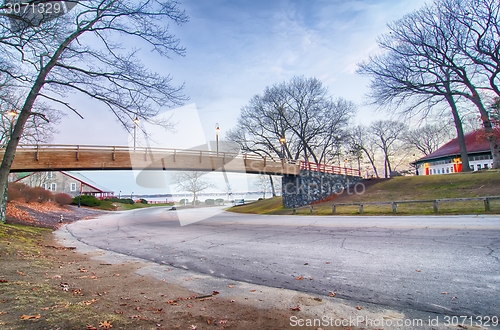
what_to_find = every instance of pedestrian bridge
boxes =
[4,144,362,207]
[3,144,361,176]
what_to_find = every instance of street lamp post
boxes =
[7,110,16,137]
[279,137,286,159]
[215,123,220,156]
[130,192,134,200]
[133,117,139,150]
[344,158,348,176]
[118,190,121,199]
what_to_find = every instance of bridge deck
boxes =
[3,145,301,175]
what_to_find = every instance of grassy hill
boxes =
[229,170,500,215]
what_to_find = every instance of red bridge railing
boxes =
[300,161,361,177]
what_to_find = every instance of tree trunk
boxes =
[444,94,471,172]
[460,76,500,168]
[269,175,276,197]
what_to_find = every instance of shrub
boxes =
[204,198,214,205]
[35,187,53,203]
[104,197,134,204]
[55,193,73,206]
[140,198,148,204]
[215,198,224,205]
[179,199,189,205]
[73,195,101,207]
[7,182,29,201]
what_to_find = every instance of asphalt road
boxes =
[66,207,500,318]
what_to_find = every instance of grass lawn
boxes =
[229,170,500,216]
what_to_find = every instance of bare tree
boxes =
[404,124,453,156]
[0,0,189,222]
[357,17,473,172]
[347,125,379,178]
[227,76,355,164]
[370,120,408,178]
[254,175,281,199]
[172,171,215,206]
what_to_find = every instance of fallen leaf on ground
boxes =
[0,280,8,283]
[99,320,113,328]
[189,325,197,330]
[86,325,97,330]
[441,292,449,294]
[219,319,228,324]
[81,299,98,305]
[356,305,362,310]
[328,292,336,297]
[290,305,301,311]
[295,275,304,280]
[228,284,234,288]
[212,291,219,296]
[416,269,421,272]
[20,314,41,320]
[325,262,331,264]
[250,289,256,292]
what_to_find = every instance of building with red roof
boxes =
[414,128,499,175]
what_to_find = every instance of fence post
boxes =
[433,200,439,214]
[359,204,364,214]
[484,198,491,212]
[392,202,397,214]
[309,205,313,214]
[332,205,336,214]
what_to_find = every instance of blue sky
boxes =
[52,0,428,196]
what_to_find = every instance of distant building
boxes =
[16,171,114,198]
[414,129,499,175]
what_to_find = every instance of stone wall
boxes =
[282,170,363,208]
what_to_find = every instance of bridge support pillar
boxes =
[281,170,363,208]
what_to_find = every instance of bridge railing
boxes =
[7,144,301,166]
[300,161,361,177]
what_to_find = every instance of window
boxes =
[50,183,57,191]
[446,168,449,173]
[47,172,53,179]
[477,164,482,171]
[42,183,47,190]
[70,183,77,191]
[484,164,489,169]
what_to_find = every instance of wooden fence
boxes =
[331,196,500,214]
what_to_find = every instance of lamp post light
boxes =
[215,123,220,156]
[133,117,140,150]
[130,192,134,200]
[279,137,286,159]
[118,190,121,199]
[7,110,17,137]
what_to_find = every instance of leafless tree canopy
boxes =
[404,124,453,156]
[358,0,500,169]
[227,76,355,164]
[172,171,215,205]
[0,0,190,221]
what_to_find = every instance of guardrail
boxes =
[332,196,500,214]
[300,161,361,177]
